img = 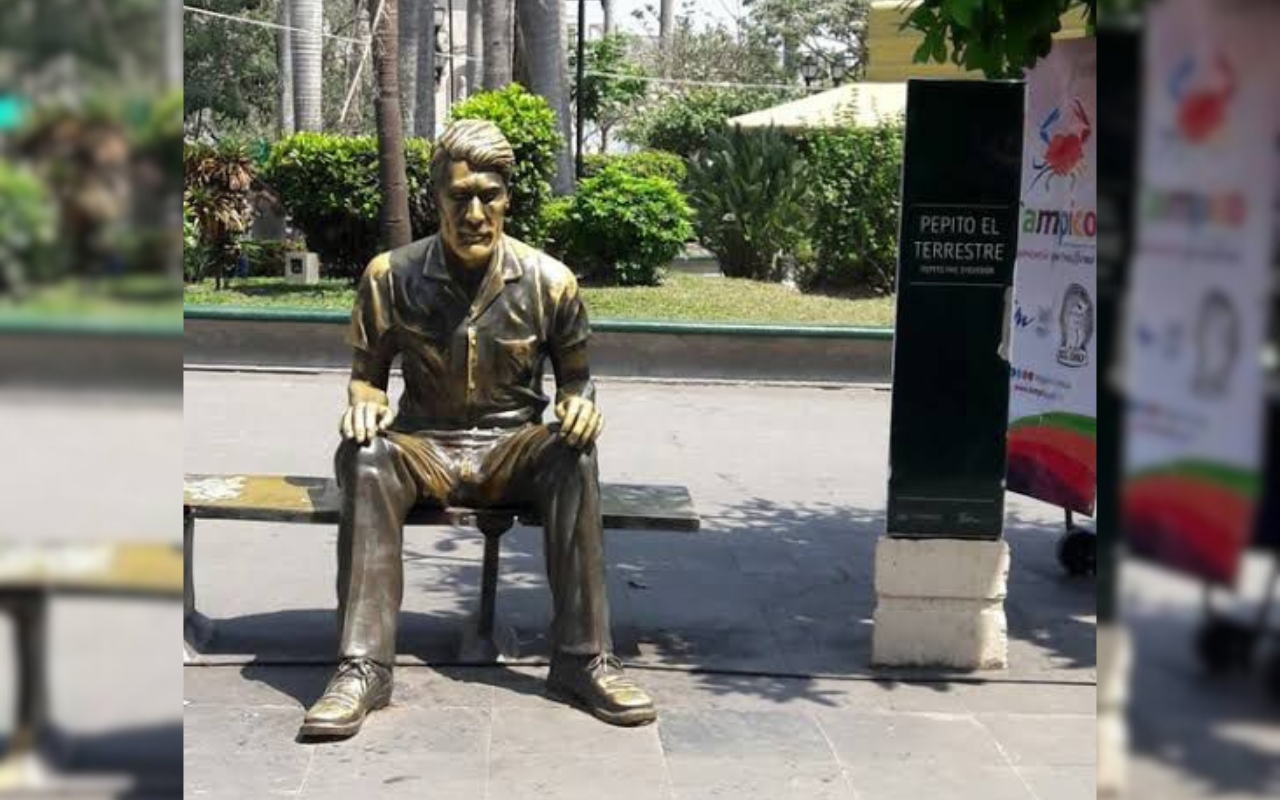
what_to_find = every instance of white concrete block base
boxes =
[871,537,1010,670]
[1097,624,1132,798]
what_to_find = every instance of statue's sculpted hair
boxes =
[431,119,516,188]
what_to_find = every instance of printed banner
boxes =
[1123,0,1278,585]
[1007,38,1099,516]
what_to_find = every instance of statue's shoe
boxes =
[546,652,657,727]
[298,657,393,739]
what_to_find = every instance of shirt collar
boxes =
[423,234,523,284]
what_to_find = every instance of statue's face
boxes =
[438,158,508,270]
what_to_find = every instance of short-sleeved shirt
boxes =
[349,234,595,431]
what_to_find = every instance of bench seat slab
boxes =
[184,474,699,532]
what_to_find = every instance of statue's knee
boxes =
[335,436,397,479]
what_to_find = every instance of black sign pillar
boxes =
[887,80,1025,540]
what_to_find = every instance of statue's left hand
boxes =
[555,396,604,450]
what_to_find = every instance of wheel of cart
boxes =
[1057,509,1096,576]
[1194,559,1279,688]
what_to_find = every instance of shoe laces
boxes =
[586,652,627,681]
[329,658,381,697]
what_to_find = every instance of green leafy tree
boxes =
[622,87,795,159]
[183,0,278,135]
[570,33,648,154]
[449,84,562,243]
[903,0,1096,78]
[744,0,870,82]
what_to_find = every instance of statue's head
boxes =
[431,120,515,270]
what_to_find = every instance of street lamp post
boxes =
[575,0,586,180]
[800,54,820,87]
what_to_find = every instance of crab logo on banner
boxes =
[1168,52,1236,144]
[1031,99,1092,192]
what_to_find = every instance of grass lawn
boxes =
[185,273,896,327]
[1,277,182,325]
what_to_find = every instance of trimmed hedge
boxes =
[264,133,435,280]
[797,123,903,294]
[555,165,692,287]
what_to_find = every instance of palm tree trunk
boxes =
[465,0,482,96]
[398,0,419,137]
[277,0,296,136]
[369,0,413,247]
[482,0,513,88]
[602,0,614,34]
[516,0,573,193]
[292,0,324,130]
[413,2,437,136]
[658,0,674,73]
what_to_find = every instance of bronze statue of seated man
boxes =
[299,120,655,739]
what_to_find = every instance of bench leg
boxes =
[458,516,517,663]
[183,510,214,661]
[0,591,52,789]
[1,591,49,753]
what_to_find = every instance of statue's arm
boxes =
[547,273,602,449]
[341,255,399,442]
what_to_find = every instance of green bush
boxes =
[581,149,687,187]
[686,126,810,281]
[0,163,57,291]
[264,133,435,280]
[797,122,903,294]
[560,165,693,286]
[621,88,796,159]
[539,195,575,263]
[449,84,561,244]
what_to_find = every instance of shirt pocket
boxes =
[491,334,540,385]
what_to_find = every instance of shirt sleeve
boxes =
[547,268,596,405]
[348,253,398,365]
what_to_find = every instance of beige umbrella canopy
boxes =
[728,83,907,131]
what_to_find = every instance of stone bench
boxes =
[182,473,699,663]
[0,543,182,781]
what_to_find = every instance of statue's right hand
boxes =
[340,402,396,444]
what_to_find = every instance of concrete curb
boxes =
[183,307,896,383]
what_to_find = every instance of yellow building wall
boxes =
[863,2,1091,82]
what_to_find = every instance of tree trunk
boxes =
[414,1,437,136]
[465,0,482,96]
[369,0,413,248]
[482,0,513,88]
[516,0,573,194]
[165,0,182,88]
[658,0,674,72]
[292,0,324,130]
[398,0,419,137]
[601,0,614,34]
[277,0,295,136]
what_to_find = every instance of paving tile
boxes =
[488,754,673,800]
[977,714,1096,766]
[845,764,1035,800]
[184,665,333,710]
[665,757,853,800]
[954,681,1096,716]
[657,708,833,762]
[491,706,662,760]
[814,711,1007,767]
[183,705,314,798]
[1014,766,1097,800]
[300,707,488,798]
